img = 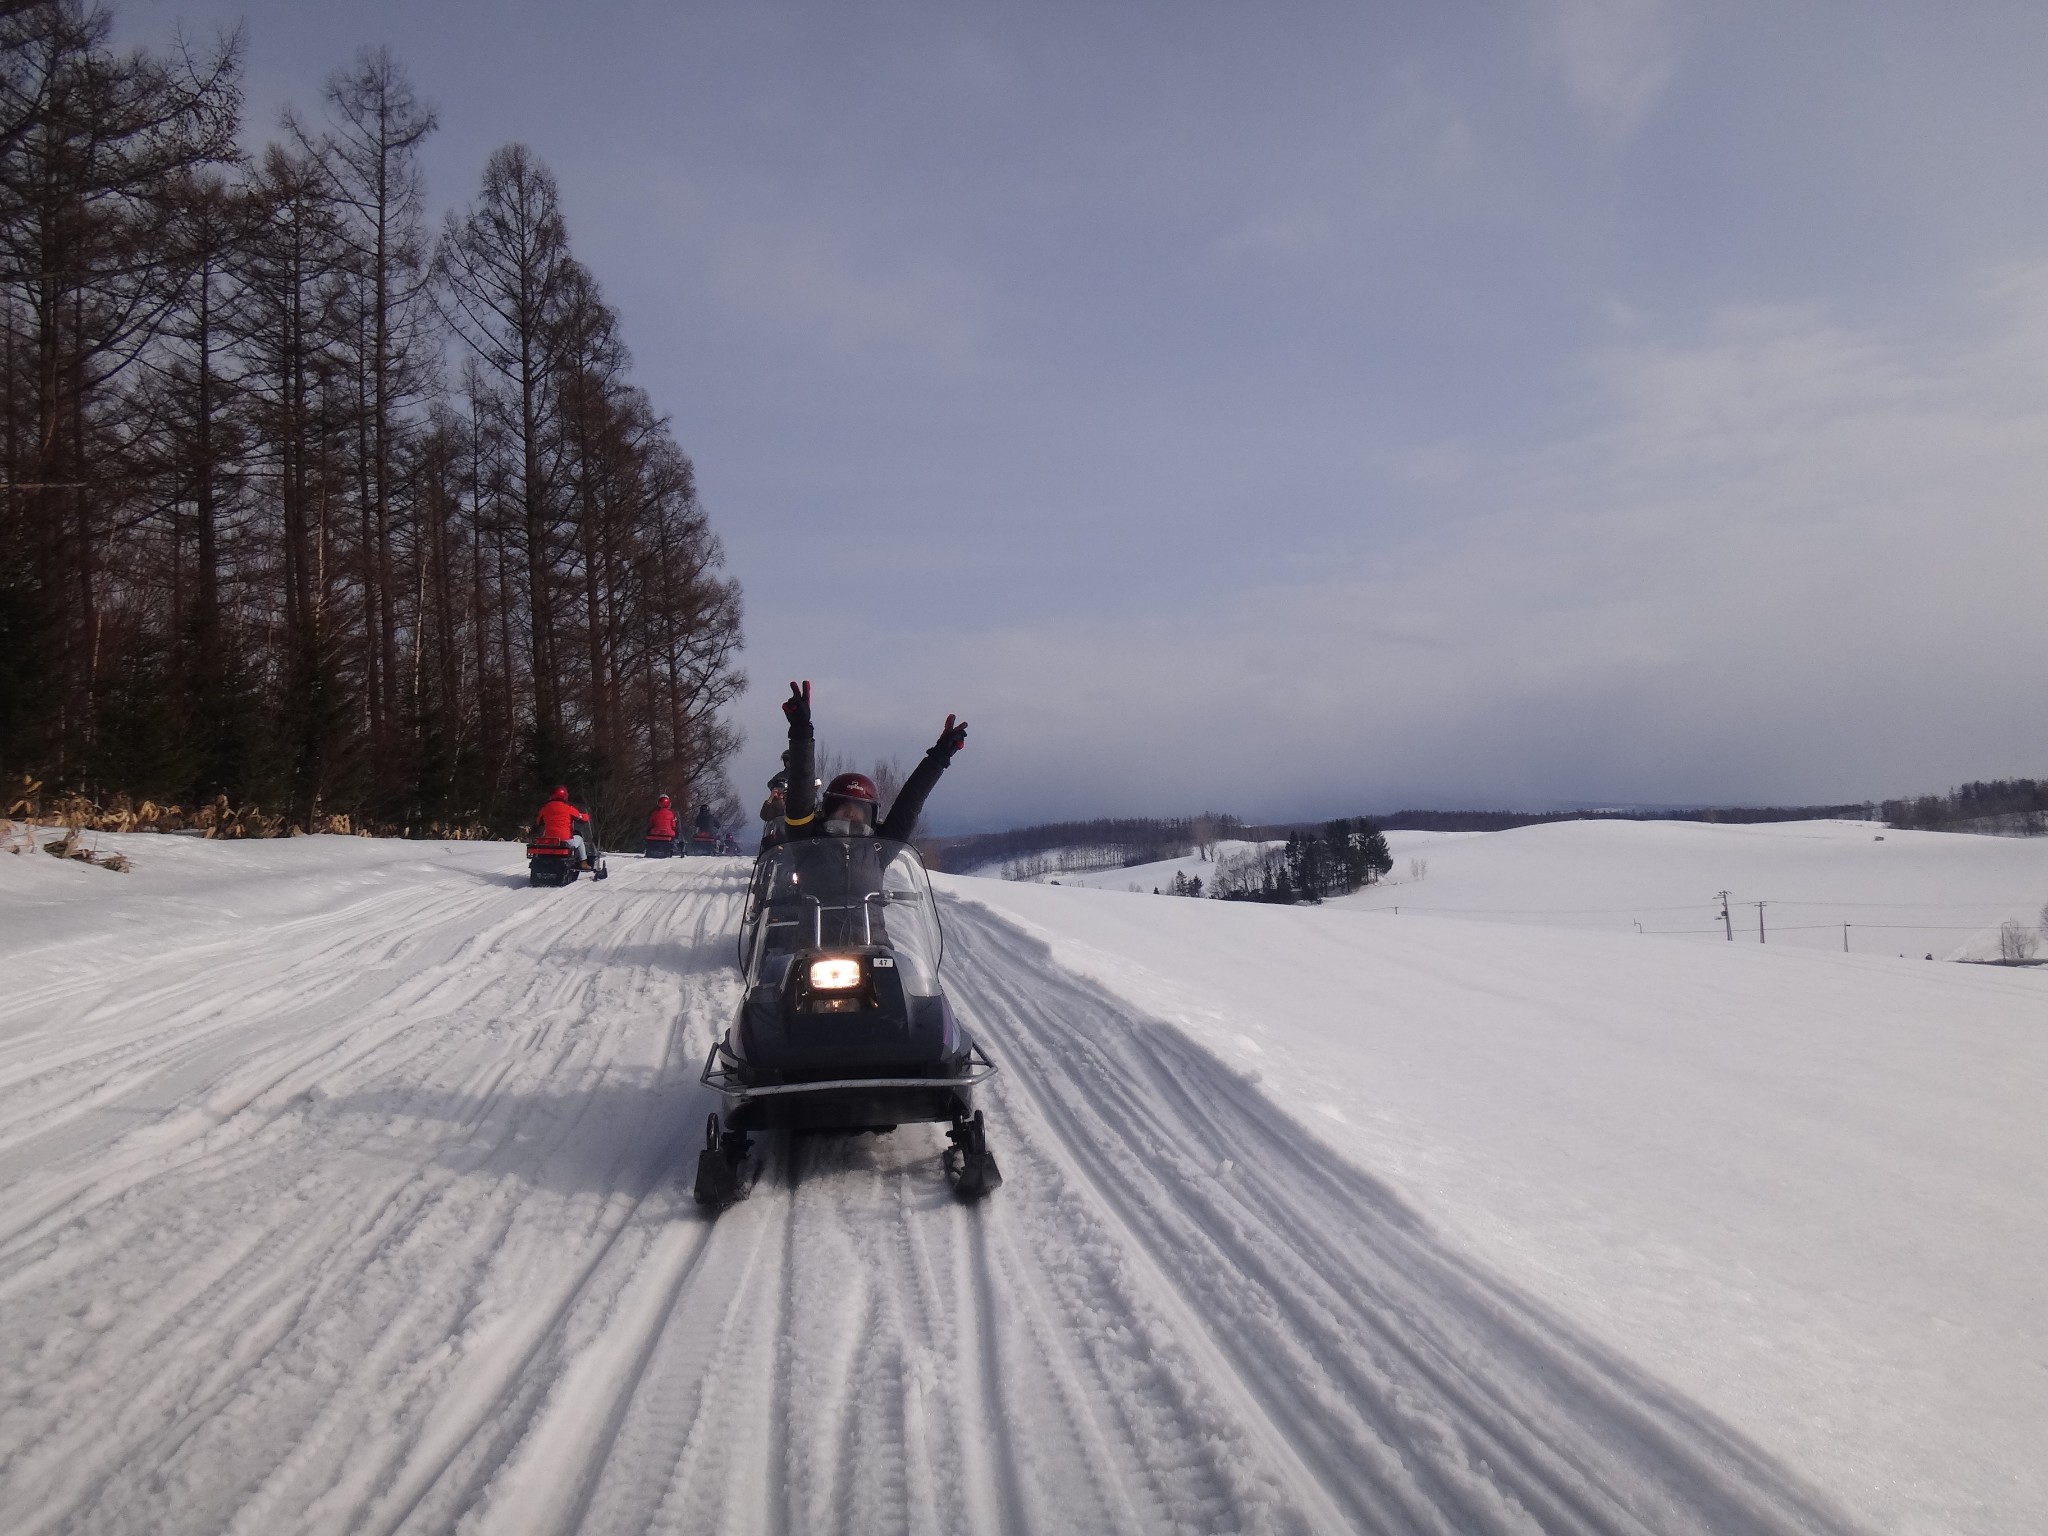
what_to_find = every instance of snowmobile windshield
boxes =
[744,838,944,996]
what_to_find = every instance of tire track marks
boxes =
[0,850,1874,1536]
[942,898,1867,1536]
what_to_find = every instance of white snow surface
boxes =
[1037,819,2048,958]
[0,824,2041,1534]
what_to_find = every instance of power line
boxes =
[1361,902,1730,915]
[1759,898,2043,909]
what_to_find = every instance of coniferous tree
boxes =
[435,143,585,787]
[237,140,357,820]
[300,48,435,806]
[133,166,260,801]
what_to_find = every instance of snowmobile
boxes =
[527,814,609,887]
[695,836,1002,1207]
[643,833,676,859]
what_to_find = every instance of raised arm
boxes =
[780,681,818,830]
[879,715,967,842]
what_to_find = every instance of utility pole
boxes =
[1756,901,1767,943]
[1843,922,1850,953]
[1718,891,1732,941]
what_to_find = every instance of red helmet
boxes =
[550,785,568,801]
[824,772,879,808]
[658,794,670,807]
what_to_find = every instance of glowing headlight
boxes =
[808,957,863,991]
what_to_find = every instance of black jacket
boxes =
[782,722,955,843]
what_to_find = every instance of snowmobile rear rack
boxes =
[699,1039,999,1103]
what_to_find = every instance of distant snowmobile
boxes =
[695,836,1002,1207]
[644,795,678,858]
[685,804,720,856]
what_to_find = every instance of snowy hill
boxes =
[0,826,2042,1534]
[1025,818,2048,959]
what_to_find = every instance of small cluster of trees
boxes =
[1882,780,2048,836]
[1210,818,1392,904]
[0,3,742,837]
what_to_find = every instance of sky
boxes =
[130,0,2048,828]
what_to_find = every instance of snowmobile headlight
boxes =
[808,957,863,991]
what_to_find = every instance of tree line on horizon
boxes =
[925,800,1884,872]
[1880,779,2047,836]
[0,2,743,839]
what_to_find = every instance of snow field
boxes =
[948,822,2048,1536]
[0,826,2040,1533]
[1027,818,2048,960]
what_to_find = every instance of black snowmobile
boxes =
[527,811,609,887]
[695,835,1001,1207]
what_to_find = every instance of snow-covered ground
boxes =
[1030,819,2048,958]
[1,824,2042,1534]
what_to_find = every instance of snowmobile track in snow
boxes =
[944,904,1867,1536]
[0,852,1866,1535]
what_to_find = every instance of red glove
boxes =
[934,715,967,755]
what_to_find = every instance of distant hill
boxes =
[925,782,2048,874]
[923,816,1239,874]
[1360,804,1878,833]
[924,802,1890,872]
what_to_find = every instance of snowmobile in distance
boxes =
[696,836,1001,1208]
[645,795,679,857]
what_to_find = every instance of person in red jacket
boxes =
[647,794,678,842]
[534,786,592,869]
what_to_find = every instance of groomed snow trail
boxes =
[0,848,1862,1535]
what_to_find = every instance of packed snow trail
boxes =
[0,844,1862,1534]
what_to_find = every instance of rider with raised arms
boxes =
[778,680,967,843]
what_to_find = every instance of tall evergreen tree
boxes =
[301,48,436,805]
[435,144,585,787]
